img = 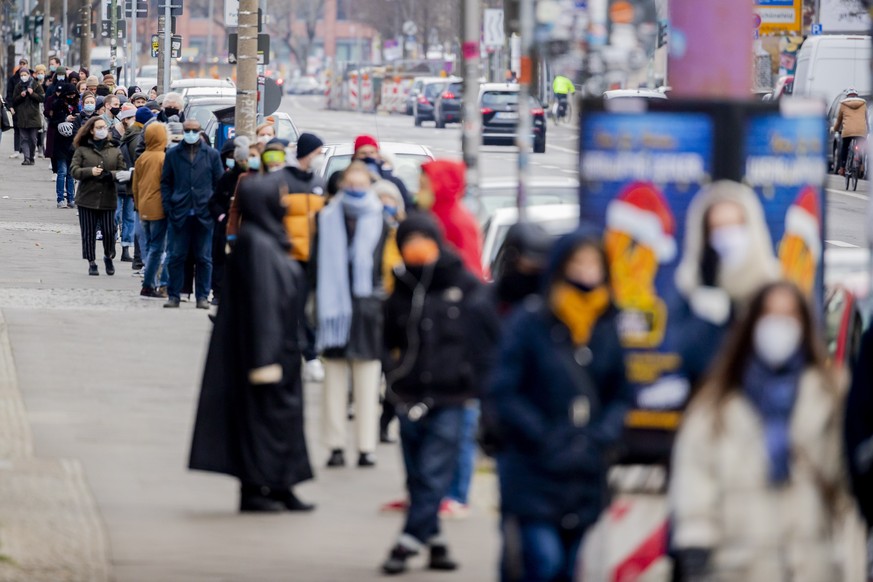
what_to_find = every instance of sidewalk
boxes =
[0,136,500,581]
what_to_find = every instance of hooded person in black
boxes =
[188,176,315,513]
[380,213,500,575]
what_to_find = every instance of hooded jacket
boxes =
[132,123,167,220]
[834,97,868,139]
[274,164,326,262]
[70,136,126,210]
[484,228,631,526]
[12,76,45,128]
[422,160,485,280]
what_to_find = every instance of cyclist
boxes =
[834,88,868,176]
[552,74,576,120]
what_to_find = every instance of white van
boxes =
[793,35,871,106]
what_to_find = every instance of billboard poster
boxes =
[755,0,803,35]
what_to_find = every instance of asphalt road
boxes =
[281,96,870,248]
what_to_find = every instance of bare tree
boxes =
[266,0,325,71]
[357,0,459,55]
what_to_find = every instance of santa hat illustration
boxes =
[606,182,677,263]
[783,187,822,259]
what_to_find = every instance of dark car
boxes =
[434,81,463,128]
[414,80,450,127]
[827,89,872,172]
[480,83,547,153]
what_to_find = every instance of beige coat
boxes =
[669,369,848,582]
[834,98,868,139]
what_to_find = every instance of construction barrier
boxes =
[380,78,414,114]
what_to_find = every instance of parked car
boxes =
[184,96,237,129]
[773,75,795,99]
[481,204,580,275]
[826,89,872,172]
[136,63,183,93]
[794,34,872,107]
[171,78,235,103]
[406,76,444,115]
[480,83,547,153]
[204,110,300,150]
[463,177,579,223]
[317,142,435,193]
[434,80,464,128]
[414,79,451,127]
[824,246,871,365]
[287,76,323,95]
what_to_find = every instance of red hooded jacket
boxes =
[421,160,485,280]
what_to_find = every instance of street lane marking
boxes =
[548,143,578,154]
[826,240,860,248]
[826,188,869,202]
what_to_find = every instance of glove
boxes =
[115,170,131,183]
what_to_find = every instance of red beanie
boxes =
[354,134,379,152]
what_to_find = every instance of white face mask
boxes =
[709,224,750,269]
[310,153,326,173]
[753,314,802,370]
[94,128,109,140]
[258,135,272,144]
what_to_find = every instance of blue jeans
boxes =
[55,157,75,203]
[167,216,213,301]
[141,219,168,290]
[447,401,480,505]
[116,195,135,247]
[501,520,584,582]
[399,405,465,544]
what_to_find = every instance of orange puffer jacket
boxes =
[282,192,325,262]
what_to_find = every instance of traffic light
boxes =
[34,15,44,44]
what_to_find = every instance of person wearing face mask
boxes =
[484,227,631,582]
[352,134,413,209]
[12,64,45,165]
[256,121,276,144]
[73,92,98,135]
[379,214,500,575]
[101,95,122,139]
[49,83,81,208]
[6,58,29,160]
[114,103,140,263]
[225,142,266,244]
[70,116,127,276]
[312,162,390,469]
[669,281,850,582]
[207,136,250,305]
[44,66,69,163]
[157,92,185,123]
[160,119,224,309]
[132,121,170,298]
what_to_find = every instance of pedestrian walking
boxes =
[314,162,389,468]
[380,213,499,575]
[116,103,140,263]
[189,176,315,513]
[485,227,631,582]
[207,136,249,305]
[132,122,169,299]
[130,106,156,272]
[846,326,873,528]
[49,83,80,208]
[6,57,29,160]
[160,119,224,309]
[670,281,850,582]
[12,65,44,166]
[70,116,128,276]
[33,64,48,157]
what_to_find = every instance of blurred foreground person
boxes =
[846,327,873,528]
[491,222,552,313]
[380,214,499,575]
[189,178,314,513]
[208,136,249,305]
[670,282,848,582]
[486,228,630,582]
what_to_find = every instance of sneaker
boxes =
[439,499,470,520]
[103,257,115,276]
[96,230,103,241]
[358,452,377,468]
[88,261,99,276]
[326,449,345,468]
[163,297,181,308]
[379,498,409,513]
[156,286,168,297]
[131,259,144,270]
[68,201,76,209]
[57,201,66,209]
[303,359,325,382]
[196,298,210,310]
[382,543,419,575]
[140,287,165,299]
[428,543,458,571]
[8,152,20,159]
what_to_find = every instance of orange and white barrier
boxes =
[380,78,414,114]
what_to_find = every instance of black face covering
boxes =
[110,107,122,117]
[163,107,179,117]
[497,270,542,306]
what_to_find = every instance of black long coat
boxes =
[188,177,313,489]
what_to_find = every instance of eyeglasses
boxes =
[183,130,199,135]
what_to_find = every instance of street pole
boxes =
[131,2,137,87]
[156,11,166,93]
[204,0,213,77]
[109,0,117,73]
[79,0,90,70]
[460,0,481,202]
[515,0,534,218]
[41,0,50,65]
[235,0,258,140]
[62,0,68,64]
[162,0,170,92]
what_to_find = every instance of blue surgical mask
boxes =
[57,75,65,82]
[83,103,95,113]
[50,65,57,72]
[225,158,235,169]
[248,156,261,171]
[384,205,398,217]
[345,189,367,199]
[183,131,200,145]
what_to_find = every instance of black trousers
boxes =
[18,127,37,162]
[79,207,116,262]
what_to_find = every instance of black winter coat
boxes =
[845,327,873,528]
[189,175,313,489]
[12,78,44,128]
[485,298,631,528]
[383,253,500,408]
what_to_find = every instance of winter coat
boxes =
[422,160,485,280]
[834,98,868,139]
[670,369,846,582]
[160,141,224,227]
[845,327,873,528]
[189,175,313,490]
[208,165,245,222]
[274,165,326,262]
[383,252,500,408]
[70,137,127,211]
[115,124,140,197]
[132,123,168,221]
[12,78,45,128]
[48,96,77,162]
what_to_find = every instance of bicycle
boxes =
[845,136,867,192]
[551,94,570,126]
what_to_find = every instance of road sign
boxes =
[171,34,182,58]
[227,33,270,65]
[754,0,801,35]
[811,23,823,35]
[157,0,183,17]
[101,2,122,21]
[225,0,239,27]
[73,22,97,39]
[262,77,281,116]
[151,34,159,57]
[125,0,148,18]
[402,20,418,37]
[101,20,126,39]
[483,9,505,48]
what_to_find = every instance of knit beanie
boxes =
[135,107,154,124]
[396,212,443,250]
[296,132,324,159]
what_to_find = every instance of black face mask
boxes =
[110,107,122,117]
[163,107,179,117]
[497,270,542,306]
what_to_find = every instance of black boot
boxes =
[381,543,419,575]
[88,261,99,276]
[120,247,132,262]
[271,488,316,512]
[358,452,377,467]
[428,543,458,571]
[380,425,396,444]
[326,449,345,468]
[103,256,115,276]
[239,484,283,513]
